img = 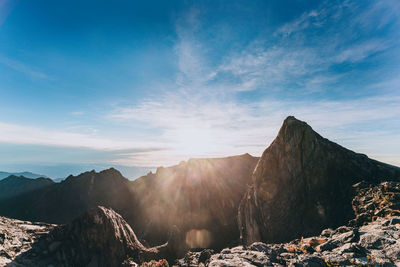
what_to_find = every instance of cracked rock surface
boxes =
[0,217,54,266]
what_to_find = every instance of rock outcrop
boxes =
[238,116,400,245]
[9,206,180,266]
[350,181,400,226]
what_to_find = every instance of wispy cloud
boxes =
[2,0,399,170]
[107,1,400,167]
[0,54,48,79]
[0,121,161,151]
[110,90,400,166]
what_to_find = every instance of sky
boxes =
[0,0,399,179]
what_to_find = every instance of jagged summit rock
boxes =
[10,206,177,266]
[40,206,147,266]
[62,167,124,183]
[239,116,400,245]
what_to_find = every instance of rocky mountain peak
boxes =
[239,117,400,245]
[276,116,318,143]
[99,167,124,177]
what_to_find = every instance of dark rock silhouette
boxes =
[238,116,400,245]
[0,175,54,200]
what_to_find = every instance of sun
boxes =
[173,127,217,156]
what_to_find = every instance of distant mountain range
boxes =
[0,171,47,180]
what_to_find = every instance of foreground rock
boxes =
[176,215,400,266]
[239,116,400,245]
[351,181,400,226]
[0,217,54,266]
[9,206,179,266]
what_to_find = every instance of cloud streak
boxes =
[0,121,162,151]
[2,0,399,170]
[0,54,48,79]
[108,1,400,167]
[111,91,400,165]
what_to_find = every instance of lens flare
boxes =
[185,229,212,248]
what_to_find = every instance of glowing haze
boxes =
[0,0,399,178]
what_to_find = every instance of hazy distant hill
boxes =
[0,171,47,180]
[0,175,54,200]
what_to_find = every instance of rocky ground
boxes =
[176,181,400,266]
[0,217,54,266]
[175,215,400,266]
[1,181,400,266]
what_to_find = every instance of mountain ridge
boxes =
[0,175,54,201]
[0,171,48,180]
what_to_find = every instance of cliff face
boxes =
[238,116,400,245]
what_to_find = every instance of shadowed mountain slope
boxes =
[130,153,259,249]
[0,168,137,226]
[238,116,400,245]
[0,155,258,250]
[0,175,54,201]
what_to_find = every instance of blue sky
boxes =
[0,0,399,178]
